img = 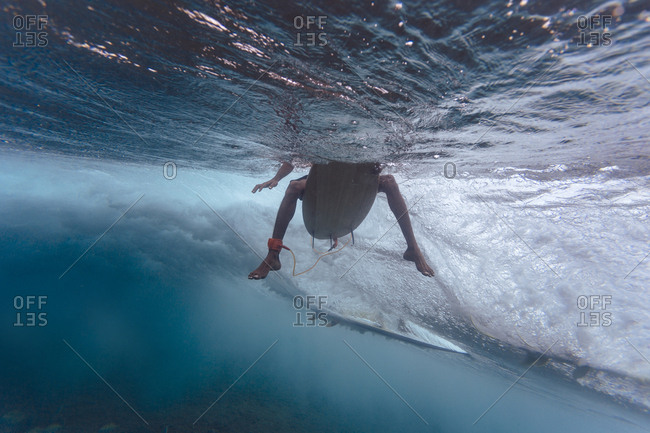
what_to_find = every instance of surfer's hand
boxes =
[252,179,279,193]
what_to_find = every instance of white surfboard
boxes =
[325,311,468,355]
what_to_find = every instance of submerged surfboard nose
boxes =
[302,161,379,240]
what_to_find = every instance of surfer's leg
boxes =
[378,175,434,277]
[271,178,305,240]
[248,178,306,279]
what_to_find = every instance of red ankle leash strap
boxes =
[268,238,290,252]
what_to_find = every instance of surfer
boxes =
[248,161,434,279]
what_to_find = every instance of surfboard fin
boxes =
[326,234,340,252]
[351,230,355,245]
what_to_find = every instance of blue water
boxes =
[1,0,650,432]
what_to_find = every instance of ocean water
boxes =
[1,0,649,432]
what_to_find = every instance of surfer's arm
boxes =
[252,161,294,193]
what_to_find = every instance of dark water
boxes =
[3,0,649,172]
[1,0,650,432]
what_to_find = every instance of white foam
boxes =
[2,151,648,408]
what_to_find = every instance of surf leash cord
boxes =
[267,236,351,276]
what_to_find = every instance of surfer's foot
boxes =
[248,251,281,279]
[403,247,434,277]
